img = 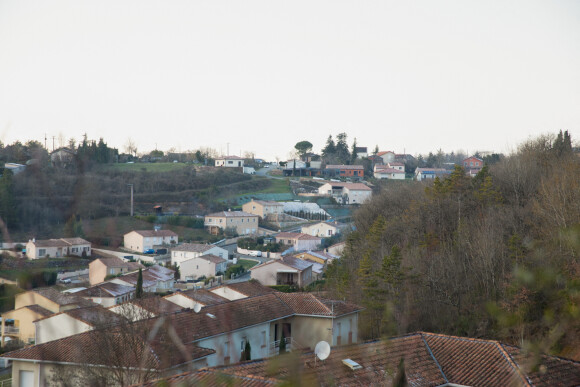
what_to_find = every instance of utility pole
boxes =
[127,184,134,216]
[52,136,56,151]
[44,133,47,149]
[227,143,230,156]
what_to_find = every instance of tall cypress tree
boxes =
[136,268,143,298]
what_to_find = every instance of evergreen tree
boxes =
[241,340,252,361]
[335,132,350,164]
[0,169,17,229]
[350,138,358,164]
[322,135,336,158]
[136,268,143,298]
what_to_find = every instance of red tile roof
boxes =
[325,164,365,170]
[171,243,216,253]
[136,370,278,386]
[198,254,227,265]
[202,333,580,386]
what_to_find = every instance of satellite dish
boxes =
[193,303,202,313]
[315,341,331,361]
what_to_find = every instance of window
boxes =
[224,341,230,364]
[208,218,212,223]
[39,249,46,256]
[261,331,267,348]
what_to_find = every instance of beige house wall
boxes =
[301,222,337,238]
[204,215,259,236]
[242,201,283,218]
[124,231,178,253]
[35,314,92,344]
[1,308,46,345]
[180,257,226,281]
[290,315,333,350]
[15,292,61,313]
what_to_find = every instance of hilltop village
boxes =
[0,132,579,386]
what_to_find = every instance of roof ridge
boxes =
[420,333,449,384]
[497,343,534,387]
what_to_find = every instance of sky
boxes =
[0,0,579,161]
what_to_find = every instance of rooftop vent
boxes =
[342,359,362,371]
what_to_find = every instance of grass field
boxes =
[96,162,191,173]
[82,216,220,247]
[237,259,259,270]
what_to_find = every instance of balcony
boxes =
[3,326,19,335]
[269,337,294,356]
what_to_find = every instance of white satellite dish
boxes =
[315,341,331,361]
[193,303,202,313]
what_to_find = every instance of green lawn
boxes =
[82,216,220,247]
[237,259,259,270]
[96,162,190,173]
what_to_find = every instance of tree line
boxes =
[325,131,579,357]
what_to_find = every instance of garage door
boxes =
[20,370,34,387]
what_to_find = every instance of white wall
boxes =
[36,314,92,344]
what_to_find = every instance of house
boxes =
[171,243,228,267]
[241,199,284,219]
[179,254,227,281]
[463,156,484,170]
[215,155,244,168]
[294,250,338,265]
[414,167,451,181]
[153,332,580,387]
[89,257,143,285]
[50,147,76,167]
[35,305,125,344]
[374,166,406,180]
[123,229,178,253]
[2,292,362,385]
[25,237,91,259]
[326,241,345,256]
[275,232,321,252]
[317,182,372,204]
[250,256,313,287]
[164,289,229,310]
[376,150,396,164]
[204,210,259,236]
[1,305,53,346]
[301,221,341,238]
[110,265,175,293]
[76,282,136,307]
[1,288,91,346]
[388,161,405,171]
[109,296,185,321]
[354,146,368,159]
[324,164,364,178]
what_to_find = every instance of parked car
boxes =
[144,249,155,254]
[248,250,262,257]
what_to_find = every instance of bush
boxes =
[269,285,298,293]
[225,264,246,279]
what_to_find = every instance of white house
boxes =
[215,155,244,168]
[171,243,228,267]
[179,254,228,281]
[26,238,91,259]
[317,182,372,205]
[123,230,178,253]
[374,166,405,180]
[301,222,341,238]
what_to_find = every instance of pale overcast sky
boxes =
[0,0,579,160]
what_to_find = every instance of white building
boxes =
[26,238,91,259]
[215,155,244,168]
[171,243,228,267]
